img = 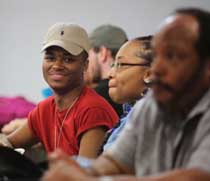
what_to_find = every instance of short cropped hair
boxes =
[78,50,88,61]
[92,46,122,59]
[174,8,210,61]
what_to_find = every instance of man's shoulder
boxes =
[77,87,118,118]
[80,87,113,107]
[37,96,54,108]
[133,92,157,113]
[128,92,159,126]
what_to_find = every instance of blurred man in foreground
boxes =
[42,8,210,180]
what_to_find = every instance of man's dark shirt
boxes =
[94,79,123,117]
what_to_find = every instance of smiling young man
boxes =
[0,23,119,158]
[42,8,210,181]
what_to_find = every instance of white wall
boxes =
[0,0,210,103]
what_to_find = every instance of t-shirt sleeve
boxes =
[76,107,118,139]
[103,115,128,151]
[27,105,40,139]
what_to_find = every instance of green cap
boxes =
[89,24,128,49]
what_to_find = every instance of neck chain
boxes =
[54,96,79,150]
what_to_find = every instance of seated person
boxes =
[87,24,128,117]
[103,35,153,151]
[0,23,119,159]
[42,8,210,181]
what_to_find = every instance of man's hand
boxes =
[0,134,13,148]
[41,149,94,181]
[1,118,27,135]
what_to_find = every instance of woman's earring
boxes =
[141,77,152,97]
[144,78,152,86]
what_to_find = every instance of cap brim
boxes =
[41,40,83,56]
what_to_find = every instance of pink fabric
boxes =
[0,96,36,125]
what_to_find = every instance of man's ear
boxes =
[83,59,89,72]
[98,46,108,63]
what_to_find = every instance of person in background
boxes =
[0,23,118,159]
[86,24,128,117]
[42,8,210,180]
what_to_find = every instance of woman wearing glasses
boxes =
[102,35,153,151]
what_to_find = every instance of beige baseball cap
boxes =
[42,23,90,55]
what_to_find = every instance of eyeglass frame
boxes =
[110,61,151,70]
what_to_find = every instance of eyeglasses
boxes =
[110,61,150,70]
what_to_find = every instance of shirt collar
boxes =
[187,88,210,120]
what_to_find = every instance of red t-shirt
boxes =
[28,87,119,155]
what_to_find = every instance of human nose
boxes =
[51,59,65,71]
[53,57,64,67]
[151,55,167,78]
[108,64,116,80]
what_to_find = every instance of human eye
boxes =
[166,51,177,60]
[63,56,74,63]
[117,62,122,68]
[110,61,121,69]
[44,54,55,62]
[165,50,179,64]
[110,62,115,68]
[62,54,79,64]
[166,48,190,64]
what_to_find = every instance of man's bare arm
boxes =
[78,127,107,158]
[7,120,38,148]
[86,153,134,176]
[43,147,210,181]
[95,169,210,181]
